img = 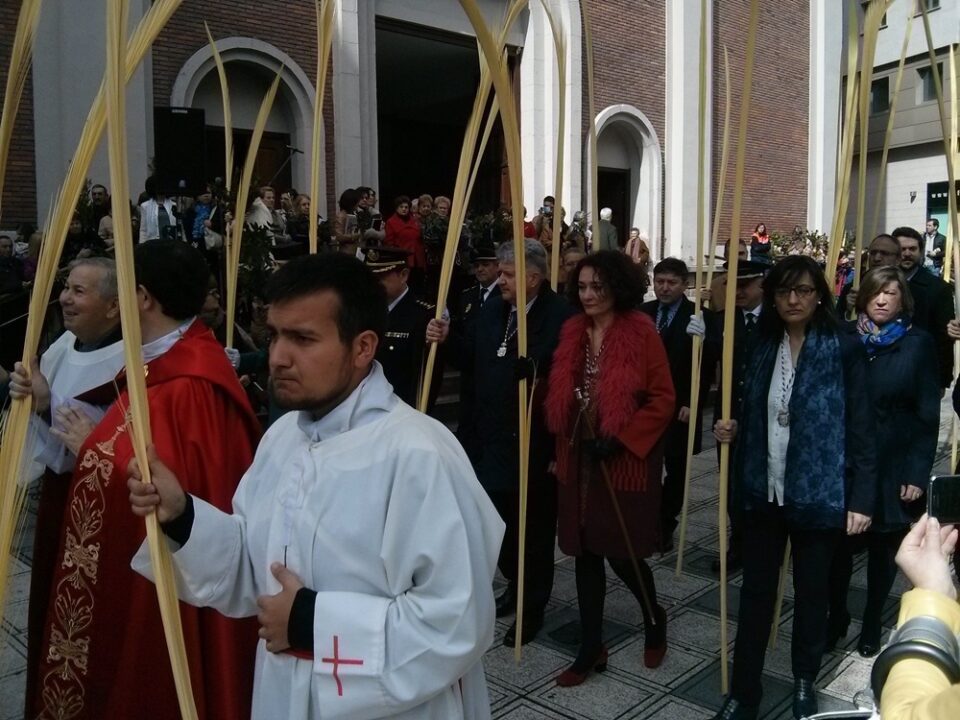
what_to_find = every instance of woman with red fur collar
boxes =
[545,251,676,686]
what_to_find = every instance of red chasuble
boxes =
[29,320,262,720]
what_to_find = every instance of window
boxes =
[916,0,940,12]
[870,77,890,114]
[918,64,943,103]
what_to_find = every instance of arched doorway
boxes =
[592,105,662,258]
[169,39,323,213]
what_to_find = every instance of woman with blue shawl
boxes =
[826,266,939,658]
[712,255,877,720]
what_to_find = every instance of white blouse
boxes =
[766,333,796,505]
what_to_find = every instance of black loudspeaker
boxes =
[153,107,206,197]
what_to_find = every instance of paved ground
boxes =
[1,399,955,720]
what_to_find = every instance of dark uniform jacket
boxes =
[377,288,437,408]
[453,282,500,442]
[640,297,715,457]
[907,267,955,388]
[709,307,763,425]
[449,282,574,491]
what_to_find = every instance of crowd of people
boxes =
[1,186,959,720]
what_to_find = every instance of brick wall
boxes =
[0,4,38,228]
[713,1,810,241]
[151,0,337,212]
[585,0,666,149]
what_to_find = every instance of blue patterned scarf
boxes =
[856,313,911,355]
[735,326,847,528]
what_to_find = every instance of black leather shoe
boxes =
[792,678,818,719]
[503,613,543,648]
[712,696,758,720]
[857,618,882,657]
[495,589,515,618]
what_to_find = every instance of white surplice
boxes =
[29,330,125,477]
[134,362,505,720]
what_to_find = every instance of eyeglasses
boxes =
[774,285,817,299]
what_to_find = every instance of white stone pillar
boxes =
[664,0,712,265]
[33,0,153,221]
[807,0,842,234]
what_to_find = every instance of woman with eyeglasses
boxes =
[826,266,939,658]
[712,255,877,720]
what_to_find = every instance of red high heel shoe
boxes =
[556,646,608,687]
[643,606,668,668]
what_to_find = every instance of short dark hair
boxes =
[338,188,361,214]
[393,195,410,211]
[567,250,646,313]
[856,266,915,318]
[134,240,210,320]
[760,255,836,337]
[892,226,924,247]
[543,195,555,204]
[264,254,387,344]
[653,257,689,279]
[928,218,940,229]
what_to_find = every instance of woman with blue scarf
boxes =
[712,255,877,720]
[826,266,939,658]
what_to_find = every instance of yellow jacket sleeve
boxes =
[880,588,960,719]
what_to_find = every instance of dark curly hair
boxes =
[567,250,646,313]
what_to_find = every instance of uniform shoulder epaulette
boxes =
[416,299,436,311]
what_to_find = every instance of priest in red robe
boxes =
[28,240,261,720]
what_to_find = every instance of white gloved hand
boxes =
[224,347,241,370]
[686,315,706,339]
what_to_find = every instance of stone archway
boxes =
[169,38,324,214]
[591,104,663,259]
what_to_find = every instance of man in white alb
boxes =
[129,252,504,720]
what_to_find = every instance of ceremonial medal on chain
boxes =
[776,339,795,428]
[498,312,518,358]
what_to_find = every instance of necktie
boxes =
[746,313,757,329]
[157,203,171,239]
[657,305,669,334]
[479,286,488,307]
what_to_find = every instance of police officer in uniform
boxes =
[363,246,440,408]
[454,241,501,446]
[704,259,768,572]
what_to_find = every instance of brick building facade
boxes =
[2,0,840,264]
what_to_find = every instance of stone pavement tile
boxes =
[550,568,579,604]
[664,520,721,552]
[492,698,580,720]
[609,636,712,688]
[651,565,714,604]
[627,695,714,719]
[534,669,655,719]
[0,637,27,681]
[667,609,736,654]
[0,672,25,720]
[823,656,875,701]
[600,588,645,630]
[674,660,793,717]
[759,631,845,684]
[675,548,742,581]
[1,601,27,635]
[540,605,638,655]
[684,506,721,529]
[5,572,30,606]
[484,643,571,693]
[487,678,522,713]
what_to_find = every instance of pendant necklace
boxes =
[498,311,518,358]
[776,338,795,428]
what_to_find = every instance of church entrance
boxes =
[375,19,505,214]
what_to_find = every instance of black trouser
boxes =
[731,505,841,707]
[489,474,557,618]
[575,551,659,651]
[660,453,686,536]
[828,529,907,638]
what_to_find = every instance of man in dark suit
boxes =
[364,246,440,407]
[894,226,955,389]
[429,238,574,647]
[453,242,501,450]
[924,217,948,275]
[702,260,768,572]
[641,258,716,551]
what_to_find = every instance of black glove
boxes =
[584,436,624,461]
[514,356,536,382]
